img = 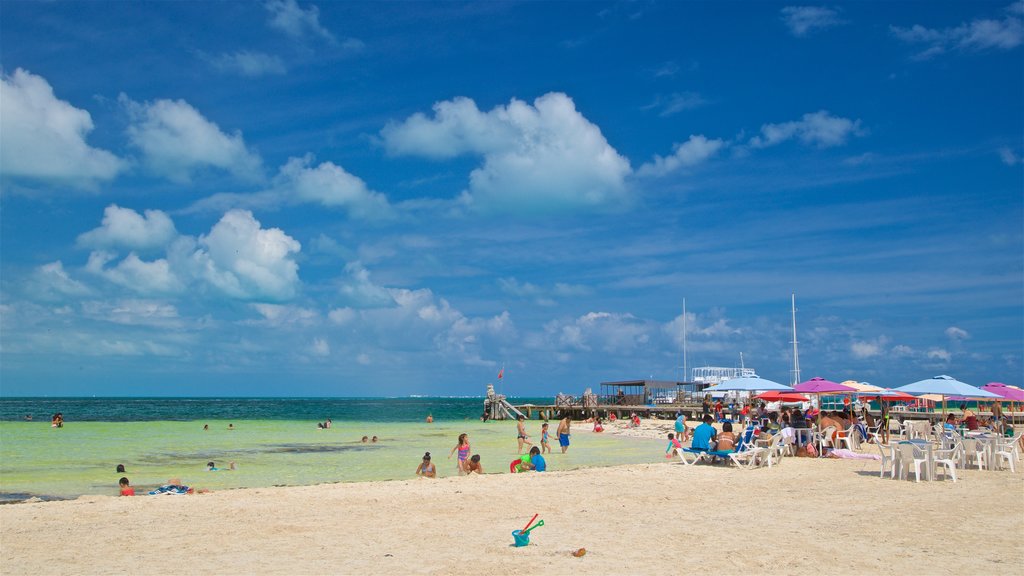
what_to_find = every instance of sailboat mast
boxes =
[791,293,801,386]
[681,298,688,383]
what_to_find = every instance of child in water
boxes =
[416,452,436,478]
[119,477,135,496]
[540,422,551,454]
[465,454,484,474]
[448,433,470,474]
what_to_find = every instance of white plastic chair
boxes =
[815,426,837,455]
[835,426,857,451]
[933,445,959,482]
[875,443,896,479]
[994,439,1018,473]
[897,443,929,482]
[962,438,987,471]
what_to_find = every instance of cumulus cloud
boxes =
[206,51,287,76]
[380,92,632,213]
[86,251,184,294]
[274,155,392,217]
[638,134,725,177]
[544,311,651,354]
[891,3,1024,59]
[327,264,514,366]
[781,6,845,37]
[81,209,302,301]
[78,204,178,252]
[122,95,263,183]
[189,210,302,301]
[927,348,952,362]
[0,68,124,186]
[184,155,392,219]
[749,110,864,148]
[265,0,334,42]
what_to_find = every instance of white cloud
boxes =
[207,51,287,76]
[78,204,177,252]
[0,68,124,186]
[781,6,845,37]
[749,110,865,148]
[927,348,952,362]
[999,147,1023,165]
[187,210,302,301]
[250,303,318,327]
[184,155,392,219]
[891,3,1024,59]
[86,251,184,294]
[337,262,396,308]
[945,326,970,340]
[311,337,330,356]
[851,340,882,358]
[275,156,393,218]
[381,92,632,213]
[80,299,181,328]
[265,0,334,42]
[544,311,651,354]
[31,261,91,299]
[328,307,356,325]
[643,92,706,117]
[122,95,263,183]
[638,134,725,177]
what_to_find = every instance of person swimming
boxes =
[206,461,235,471]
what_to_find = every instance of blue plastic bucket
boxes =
[512,529,530,547]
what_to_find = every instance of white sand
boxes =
[3,451,1022,575]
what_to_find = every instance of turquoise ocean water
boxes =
[0,398,662,502]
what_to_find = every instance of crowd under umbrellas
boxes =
[692,373,1020,479]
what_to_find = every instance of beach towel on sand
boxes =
[148,484,191,495]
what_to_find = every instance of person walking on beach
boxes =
[557,417,571,453]
[415,452,436,478]
[449,433,471,474]
[516,415,532,453]
[674,412,689,442]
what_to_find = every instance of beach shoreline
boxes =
[3,452,1022,575]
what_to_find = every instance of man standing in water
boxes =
[557,416,571,453]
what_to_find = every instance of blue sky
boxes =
[1,1,1021,397]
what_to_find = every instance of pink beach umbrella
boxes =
[983,383,1024,428]
[794,377,858,431]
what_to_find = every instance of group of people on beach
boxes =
[416,416,577,479]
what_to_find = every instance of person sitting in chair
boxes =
[691,414,718,451]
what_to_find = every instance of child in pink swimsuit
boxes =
[448,433,470,475]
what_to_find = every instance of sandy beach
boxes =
[3,420,1022,576]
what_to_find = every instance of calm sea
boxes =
[0,397,663,503]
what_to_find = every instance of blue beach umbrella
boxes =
[892,375,1001,399]
[893,375,1001,419]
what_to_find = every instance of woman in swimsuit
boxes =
[415,452,436,478]
[448,433,470,474]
